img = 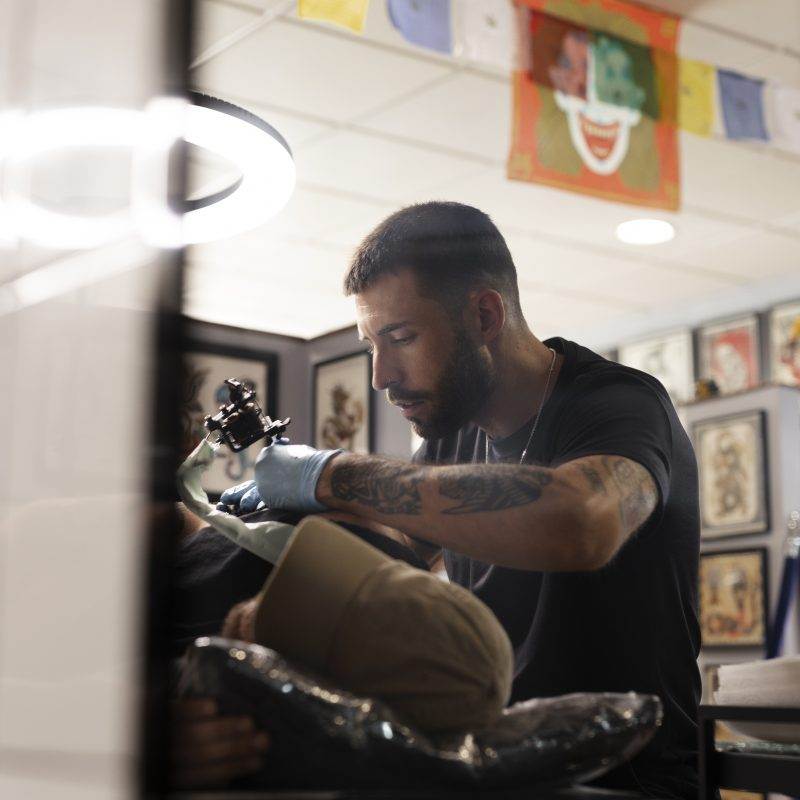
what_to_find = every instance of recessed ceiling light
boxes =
[615,218,675,245]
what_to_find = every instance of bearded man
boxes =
[196,202,701,799]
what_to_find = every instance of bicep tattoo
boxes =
[438,467,553,515]
[330,460,424,515]
[599,456,658,534]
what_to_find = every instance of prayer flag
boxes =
[770,82,800,154]
[510,0,680,211]
[388,0,451,54]
[718,69,768,141]
[298,0,369,33]
[678,58,714,137]
[454,0,515,71]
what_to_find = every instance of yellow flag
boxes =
[298,0,369,33]
[678,58,715,137]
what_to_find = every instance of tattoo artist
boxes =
[206,202,702,799]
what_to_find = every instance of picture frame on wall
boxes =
[182,342,277,498]
[769,300,800,387]
[697,314,761,395]
[693,410,769,539]
[699,548,768,648]
[618,330,694,404]
[313,351,373,454]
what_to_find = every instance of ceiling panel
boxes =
[193,17,453,124]
[506,232,734,308]
[682,135,800,225]
[647,0,800,51]
[360,71,511,161]
[195,0,258,55]
[687,230,800,280]
[189,1,800,341]
[297,130,483,202]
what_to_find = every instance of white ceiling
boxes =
[186,0,800,346]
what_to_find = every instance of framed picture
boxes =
[313,351,372,454]
[693,411,769,539]
[698,315,761,395]
[618,330,694,404]
[699,548,768,648]
[182,342,277,497]
[769,300,800,387]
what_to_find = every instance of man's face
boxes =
[355,269,495,440]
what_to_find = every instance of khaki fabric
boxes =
[254,516,513,733]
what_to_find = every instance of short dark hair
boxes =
[343,201,522,319]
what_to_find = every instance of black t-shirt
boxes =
[413,337,701,800]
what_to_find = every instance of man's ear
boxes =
[475,289,505,344]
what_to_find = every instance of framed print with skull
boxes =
[699,548,768,648]
[313,351,373,454]
[693,410,769,539]
[698,315,761,396]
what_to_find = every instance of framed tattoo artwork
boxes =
[618,330,694,404]
[313,351,373,454]
[699,548,768,648]
[693,410,769,539]
[768,300,800,387]
[697,315,761,395]
[182,342,277,497]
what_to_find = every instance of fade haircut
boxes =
[343,201,522,321]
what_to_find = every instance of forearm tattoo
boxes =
[438,466,553,515]
[598,456,657,533]
[330,460,424,515]
[579,464,607,495]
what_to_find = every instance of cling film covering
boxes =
[177,637,662,790]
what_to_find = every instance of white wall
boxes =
[0,2,179,797]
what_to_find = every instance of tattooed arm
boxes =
[315,454,658,571]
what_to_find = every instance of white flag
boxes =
[770,82,800,154]
[454,0,515,71]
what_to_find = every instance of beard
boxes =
[402,328,496,441]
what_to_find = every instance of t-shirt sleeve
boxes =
[551,375,673,509]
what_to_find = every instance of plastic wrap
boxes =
[177,637,663,790]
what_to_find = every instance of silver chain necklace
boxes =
[485,347,557,466]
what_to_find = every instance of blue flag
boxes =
[387,0,451,54]
[718,69,769,141]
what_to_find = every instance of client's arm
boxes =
[321,510,442,567]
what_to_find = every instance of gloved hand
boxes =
[219,439,342,515]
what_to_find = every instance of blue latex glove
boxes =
[219,439,342,514]
[217,479,264,515]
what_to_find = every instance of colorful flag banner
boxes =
[454,0,515,71]
[770,82,800,154]
[510,0,680,211]
[678,58,714,137]
[298,0,369,33]
[388,0,451,54]
[718,69,769,141]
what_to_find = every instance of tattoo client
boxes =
[218,202,702,799]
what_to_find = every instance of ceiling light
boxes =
[180,93,295,246]
[615,218,675,245]
[0,94,295,249]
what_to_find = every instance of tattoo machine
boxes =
[203,378,291,452]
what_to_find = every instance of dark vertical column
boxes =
[138,1,192,797]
